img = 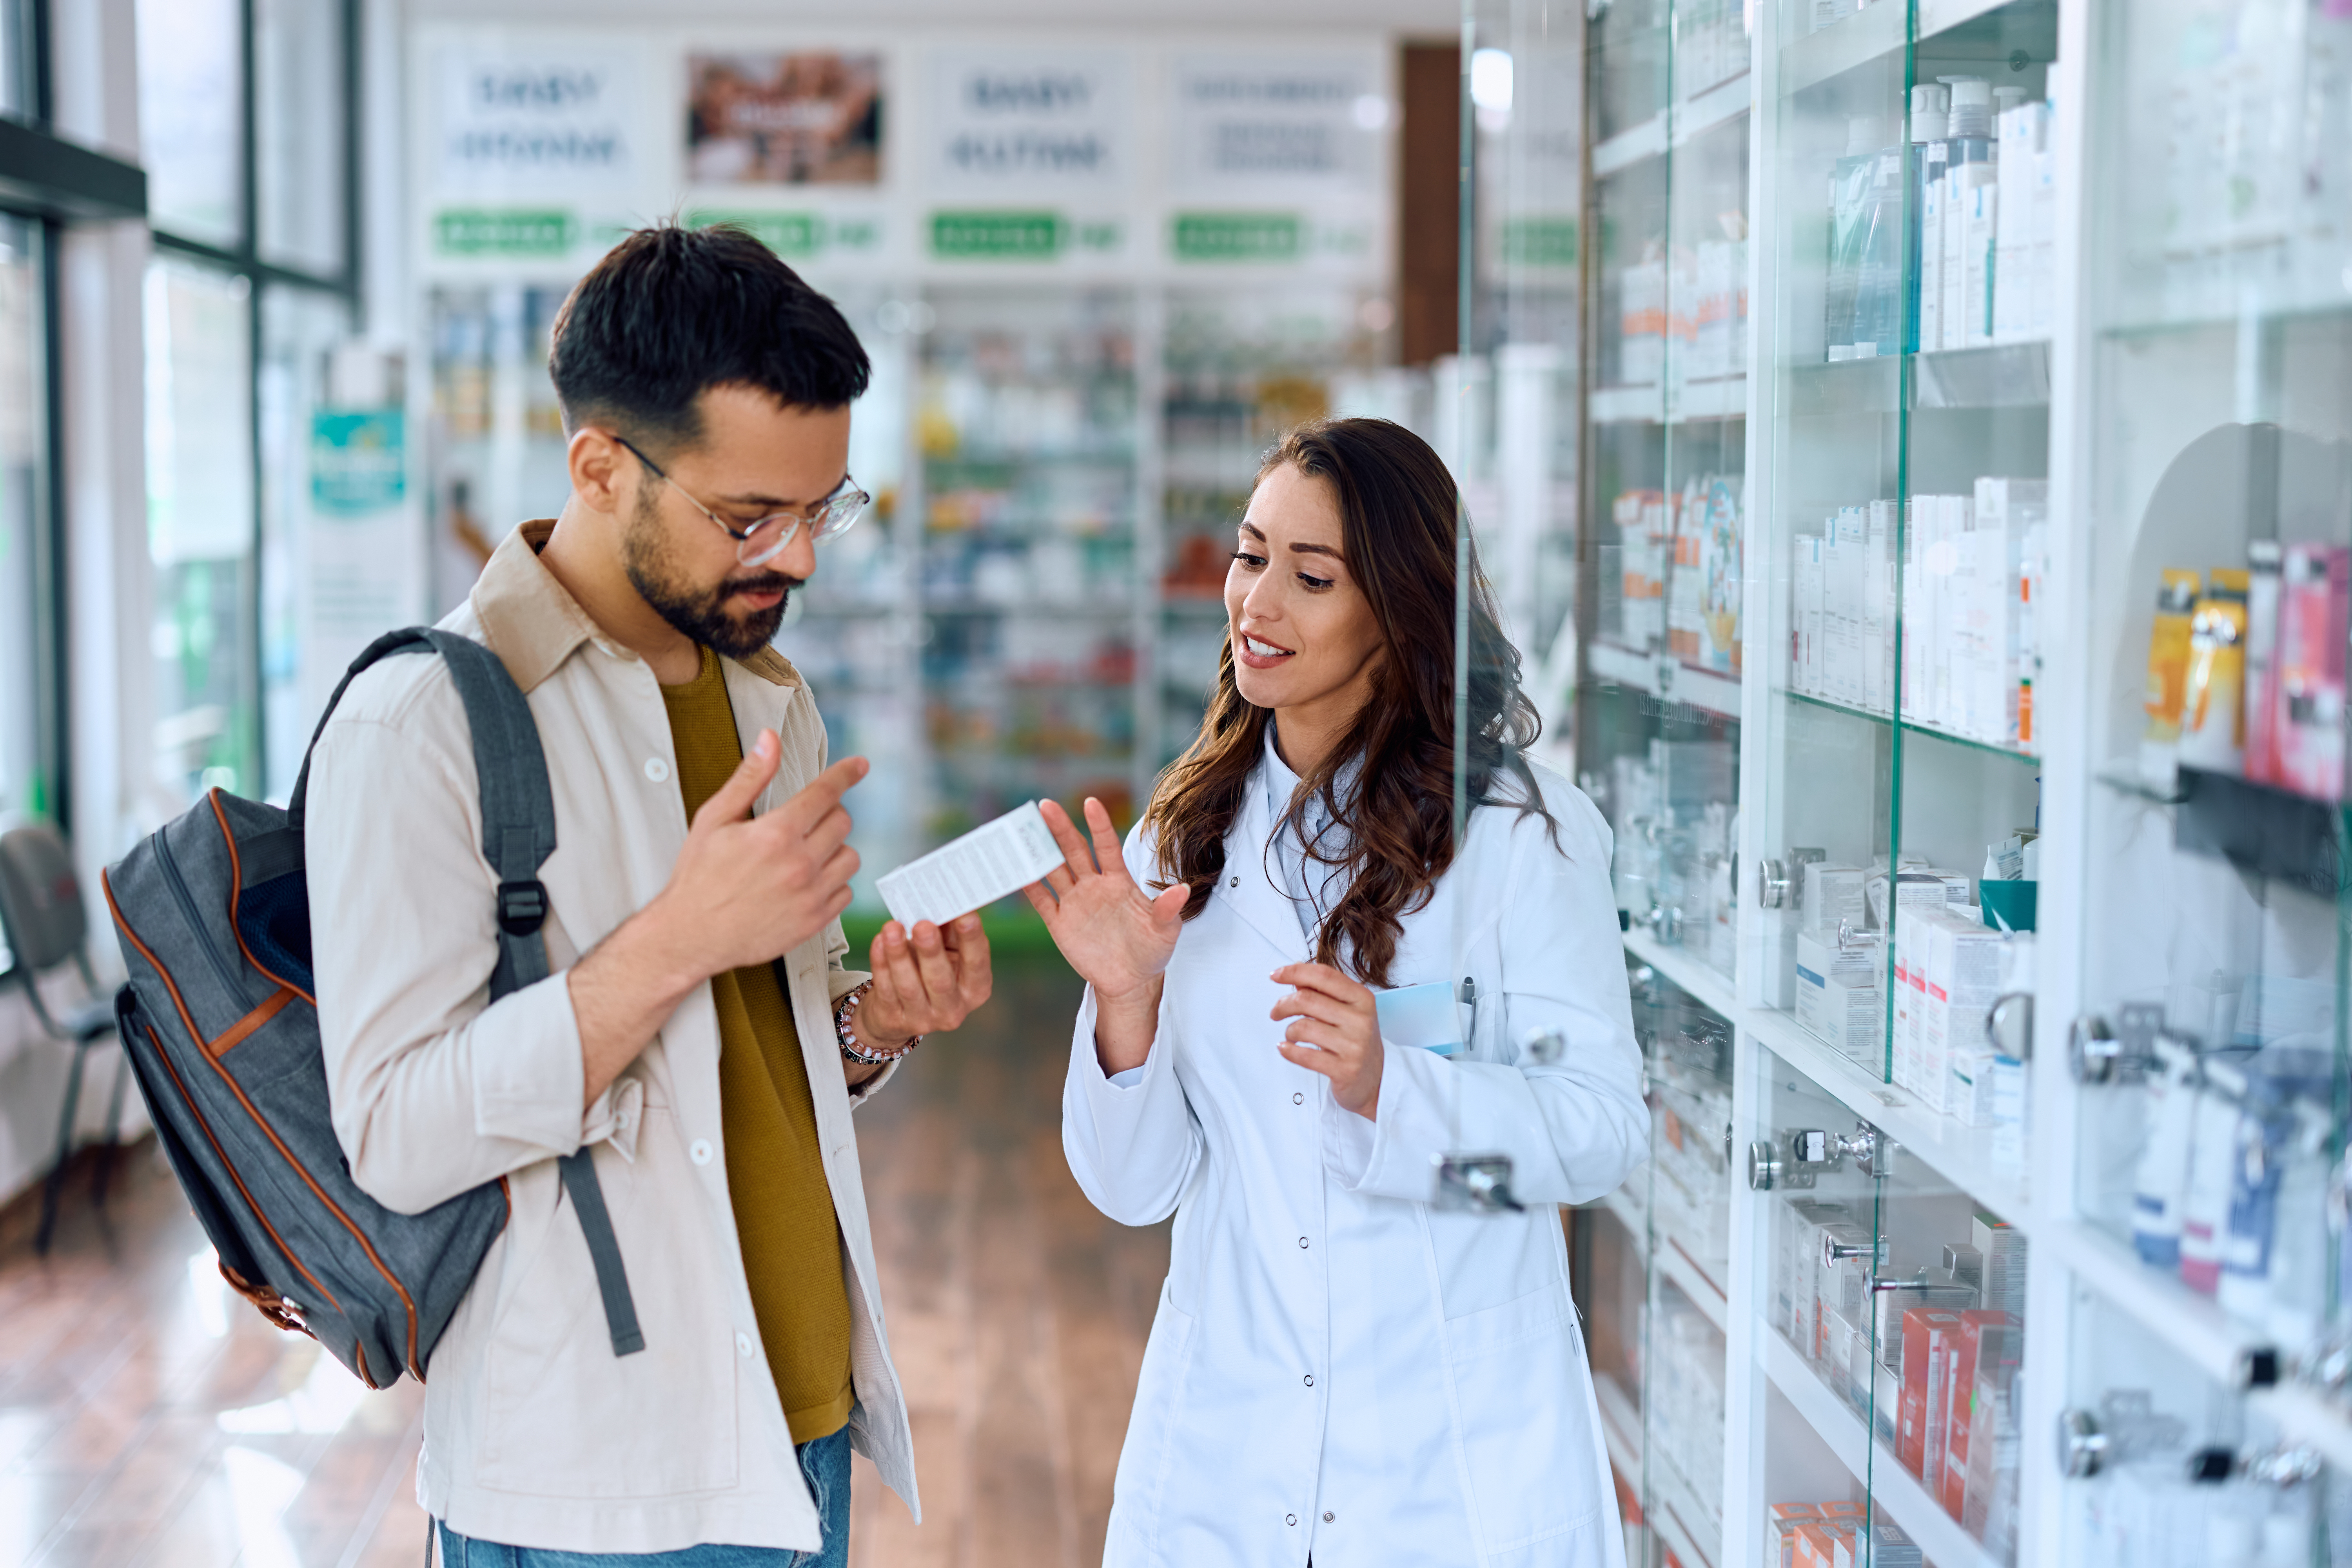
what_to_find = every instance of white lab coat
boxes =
[1062,757,1648,1568]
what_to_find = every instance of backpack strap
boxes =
[292,626,645,1359]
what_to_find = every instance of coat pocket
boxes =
[1108,1291,1198,1557]
[1445,1281,1605,1555]
[476,1129,739,1498]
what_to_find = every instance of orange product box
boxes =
[1942,1310,2020,1516]
[1764,1502,1821,1568]
[1899,1309,1965,1479]
[1792,1523,1841,1568]
[1817,1501,1865,1524]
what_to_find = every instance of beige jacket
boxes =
[309,523,915,1552]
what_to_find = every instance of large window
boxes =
[135,0,358,804]
[0,216,44,822]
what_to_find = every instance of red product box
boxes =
[1898,1309,1964,1477]
[1942,1311,2020,1517]
[2277,544,2350,801]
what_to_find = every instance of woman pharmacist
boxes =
[1025,418,1648,1567]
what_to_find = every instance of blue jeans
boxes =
[436,1426,851,1568]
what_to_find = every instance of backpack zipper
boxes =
[155,824,256,1014]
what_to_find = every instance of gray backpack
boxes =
[103,626,642,1387]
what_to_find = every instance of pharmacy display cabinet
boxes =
[1465,0,2352,1563]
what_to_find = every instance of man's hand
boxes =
[853,913,993,1056]
[1271,962,1384,1120]
[571,735,868,1106]
[664,737,866,973]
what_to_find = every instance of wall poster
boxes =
[685,52,885,186]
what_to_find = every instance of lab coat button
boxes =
[1303,1374,1314,1387]
[1229,875,1240,888]
[1286,1515,1297,1527]
[1298,1236,1309,1249]
[736,1332,753,1358]
[1292,1092,1303,1105]
[1323,1512,1335,1523]
[645,757,670,783]
[690,1139,714,1166]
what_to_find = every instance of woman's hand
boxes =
[1272,962,1383,1120]
[1024,797,1189,1074]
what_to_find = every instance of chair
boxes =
[0,822,128,1253]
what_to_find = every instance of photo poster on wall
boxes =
[410,25,1394,284]
[684,51,884,187]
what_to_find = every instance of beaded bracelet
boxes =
[836,980,922,1065]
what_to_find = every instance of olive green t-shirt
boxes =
[659,645,853,1445]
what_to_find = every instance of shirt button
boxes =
[1298,1236,1309,1249]
[645,757,670,783]
[1286,1514,1297,1527]
[690,1138,714,1165]
[1303,1374,1314,1387]
[736,1332,753,1358]
[1292,1092,1304,1105]
[1229,876,1240,888]
[1323,1512,1335,1523]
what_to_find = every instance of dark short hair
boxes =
[547,223,871,454]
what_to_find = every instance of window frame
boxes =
[138,0,363,805]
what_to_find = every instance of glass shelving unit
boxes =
[1467,4,1751,1564]
[1470,0,2352,1563]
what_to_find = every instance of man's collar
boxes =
[472,518,802,692]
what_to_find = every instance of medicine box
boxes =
[1797,927,1883,1063]
[1942,1311,2020,1517]
[1898,1308,1964,1478]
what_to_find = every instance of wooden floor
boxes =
[0,958,1168,1568]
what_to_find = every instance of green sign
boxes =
[930,210,1063,260]
[1501,217,1580,269]
[312,410,406,516]
[1171,212,1302,263]
[689,209,822,259]
[434,208,578,257]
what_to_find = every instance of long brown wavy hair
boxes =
[1143,417,1554,987]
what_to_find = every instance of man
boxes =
[310,224,988,1567]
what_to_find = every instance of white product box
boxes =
[878,802,1065,928]
[1973,1213,2027,1316]
[1919,908,2007,1117]
[1865,500,1895,712]
[1802,861,1868,933]
[1798,927,1885,1064]
[1960,167,1998,347]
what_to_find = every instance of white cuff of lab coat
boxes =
[1337,1040,1459,1203]
[1068,984,1183,1146]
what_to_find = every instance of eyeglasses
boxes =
[613,433,869,568]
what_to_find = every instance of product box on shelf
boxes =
[1958,1361,2021,1552]
[1795,926,1884,1063]
[2274,543,2349,799]
[1765,1501,1820,1568]
[1774,1196,1854,1354]
[1835,1520,1924,1568]
[1940,1310,2020,1517]
[1901,907,2004,1115]
[1898,1307,1965,1480]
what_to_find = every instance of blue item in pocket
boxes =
[1377,980,1465,1056]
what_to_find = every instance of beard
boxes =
[621,487,804,659]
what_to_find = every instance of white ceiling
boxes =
[400,0,1461,36]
